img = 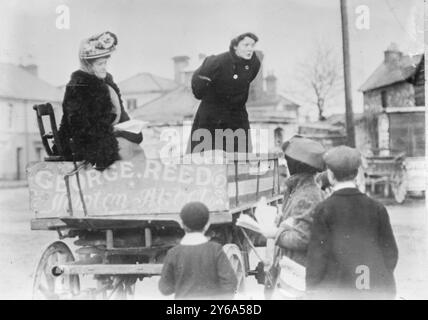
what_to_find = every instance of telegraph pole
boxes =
[340,0,356,147]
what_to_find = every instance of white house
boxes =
[0,63,63,180]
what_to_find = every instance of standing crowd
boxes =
[158,136,398,300]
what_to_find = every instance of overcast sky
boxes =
[0,0,423,116]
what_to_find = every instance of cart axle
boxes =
[52,263,163,276]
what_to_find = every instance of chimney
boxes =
[265,71,277,97]
[172,55,190,85]
[384,43,402,67]
[20,63,38,77]
[249,50,264,101]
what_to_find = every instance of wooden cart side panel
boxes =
[28,157,280,219]
[27,160,230,218]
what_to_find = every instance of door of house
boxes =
[389,112,425,157]
[16,147,24,180]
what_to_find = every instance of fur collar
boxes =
[68,70,123,110]
[69,70,114,86]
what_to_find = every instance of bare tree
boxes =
[296,42,343,121]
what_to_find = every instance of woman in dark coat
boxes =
[188,32,261,153]
[56,31,143,170]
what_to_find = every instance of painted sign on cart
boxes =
[27,160,229,218]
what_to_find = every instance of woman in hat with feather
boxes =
[56,31,143,170]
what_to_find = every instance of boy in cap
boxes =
[159,202,238,299]
[263,136,326,298]
[271,136,326,265]
[305,146,398,299]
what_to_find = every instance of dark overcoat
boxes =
[56,70,142,169]
[305,188,399,299]
[188,49,261,153]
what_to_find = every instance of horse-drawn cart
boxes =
[364,152,408,204]
[28,153,282,299]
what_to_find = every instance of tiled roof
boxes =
[118,72,178,94]
[359,54,423,92]
[132,86,300,125]
[0,63,63,102]
[247,93,300,108]
[131,86,199,124]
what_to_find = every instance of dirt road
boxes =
[0,188,427,299]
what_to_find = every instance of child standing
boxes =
[158,202,238,299]
[306,146,399,299]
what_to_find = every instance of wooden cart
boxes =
[30,103,281,299]
[364,152,408,204]
[28,154,281,299]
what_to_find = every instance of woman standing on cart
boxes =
[188,32,261,154]
[56,31,143,170]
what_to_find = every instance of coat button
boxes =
[245,65,249,70]
[233,74,238,79]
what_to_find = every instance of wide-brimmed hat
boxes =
[282,136,326,170]
[79,31,118,60]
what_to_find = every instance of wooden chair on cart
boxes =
[33,103,64,161]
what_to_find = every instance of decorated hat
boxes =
[79,31,118,60]
[282,136,326,170]
[180,202,209,231]
[323,145,362,173]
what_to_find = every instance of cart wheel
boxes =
[32,241,80,300]
[392,169,407,204]
[223,244,245,292]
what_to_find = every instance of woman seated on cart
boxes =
[56,31,144,170]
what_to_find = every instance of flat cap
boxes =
[323,146,362,172]
[282,136,326,170]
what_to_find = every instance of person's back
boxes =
[307,190,398,299]
[158,202,238,299]
[305,146,398,299]
[160,241,237,299]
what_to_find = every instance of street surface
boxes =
[0,187,427,299]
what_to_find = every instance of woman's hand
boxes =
[261,225,279,239]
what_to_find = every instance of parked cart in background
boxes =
[364,152,408,204]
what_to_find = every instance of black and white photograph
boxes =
[0,0,426,302]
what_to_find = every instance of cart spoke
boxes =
[231,258,240,271]
[44,271,56,292]
[37,283,58,300]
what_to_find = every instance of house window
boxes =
[381,91,388,109]
[16,147,23,180]
[8,103,13,128]
[126,99,137,112]
[414,84,425,106]
[389,112,425,157]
